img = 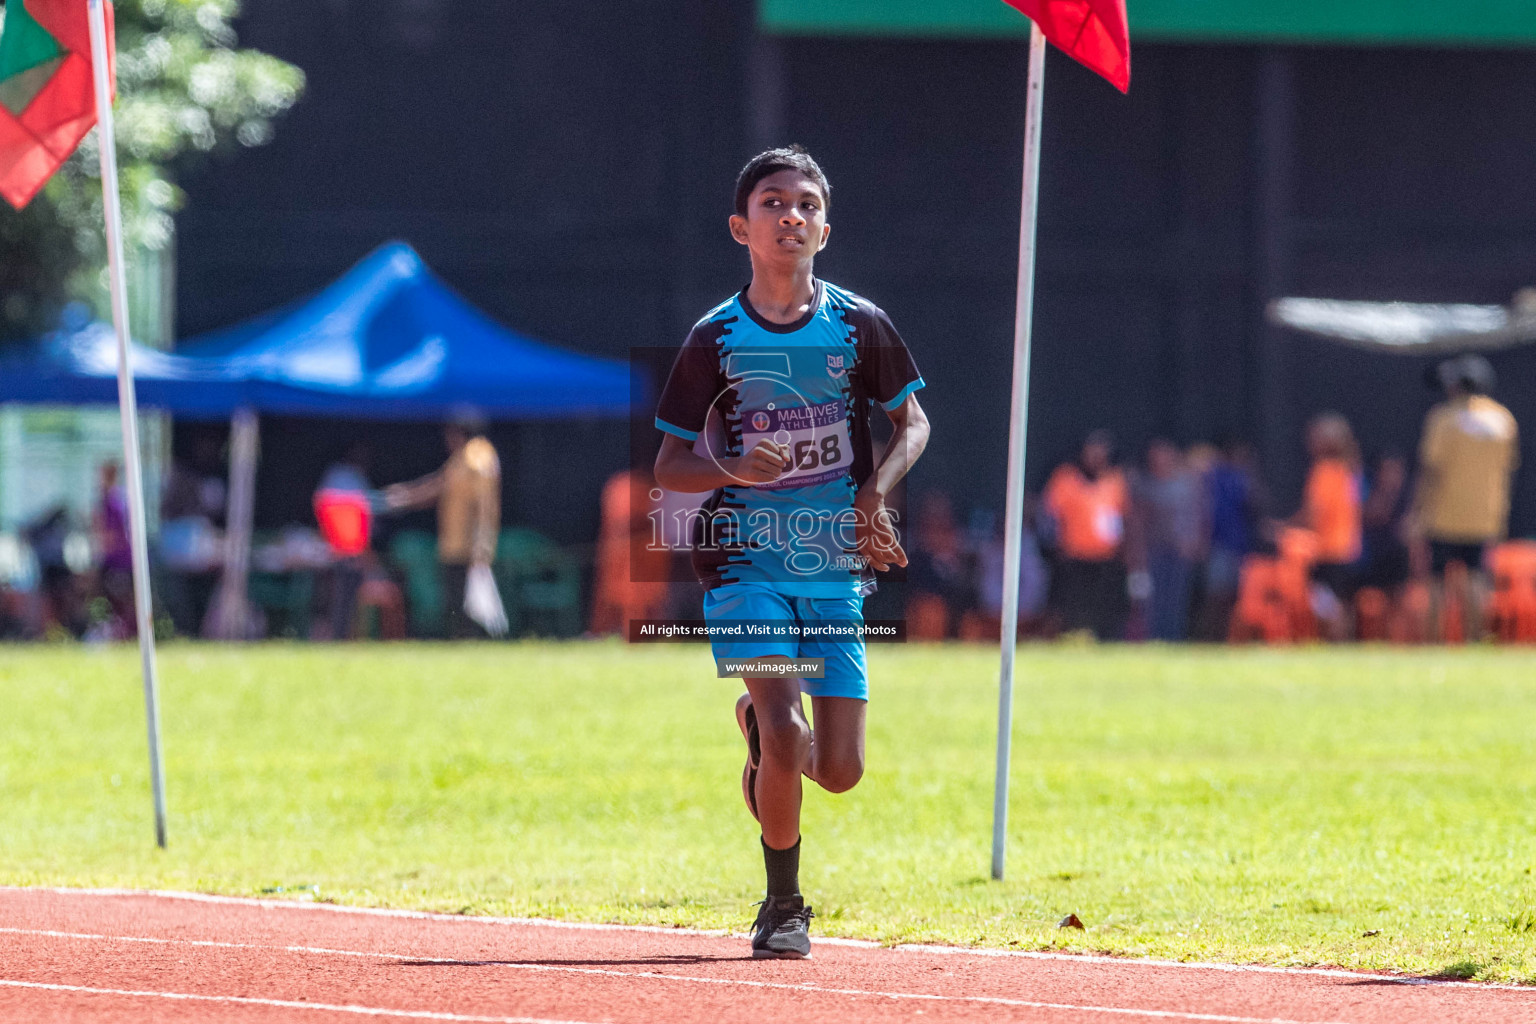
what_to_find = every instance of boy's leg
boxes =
[734,692,759,818]
[798,593,869,796]
[744,670,810,852]
[743,668,817,959]
[806,696,865,794]
[707,585,797,822]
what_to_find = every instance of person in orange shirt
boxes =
[1042,430,1128,639]
[1297,412,1362,638]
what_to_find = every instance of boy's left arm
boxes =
[855,393,930,572]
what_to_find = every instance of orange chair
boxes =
[1274,528,1319,641]
[1392,579,1432,644]
[1440,560,1469,643]
[589,470,670,636]
[1229,529,1319,644]
[1357,582,1435,645]
[1488,541,1536,643]
[1229,557,1288,643]
[1354,587,1389,641]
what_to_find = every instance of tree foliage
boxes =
[0,0,304,342]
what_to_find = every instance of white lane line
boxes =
[0,927,1354,1024]
[0,926,390,959]
[0,979,603,1024]
[25,887,740,939]
[14,885,1524,992]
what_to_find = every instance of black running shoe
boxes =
[735,694,761,821]
[750,896,814,959]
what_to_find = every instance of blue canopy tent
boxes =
[0,320,247,417]
[0,241,636,418]
[175,241,634,420]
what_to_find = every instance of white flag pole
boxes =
[992,22,1047,882]
[87,0,167,849]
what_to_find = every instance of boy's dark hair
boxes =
[733,145,831,217]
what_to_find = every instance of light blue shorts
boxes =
[702,584,868,701]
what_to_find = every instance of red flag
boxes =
[1001,0,1130,93]
[0,0,115,209]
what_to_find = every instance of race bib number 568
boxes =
[741,400,851,490]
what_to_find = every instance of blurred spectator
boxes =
[158,434,227,636]
[1357,452,1412,592]
[966,501,1050,640]
[1297,412,1362,640]
[1193,440,1265,640]
[22,505,85,638]
[1129,439,1205,642]
[1181,443,1218,623]
[0,534,31,638]
[161,434,228,525]
[590,468,671,635]
[0,585,24,639]
[317,445,373,500]
[1414,354,1520,640]
[1354,451,1414,641]
[1042,430,1128,640]
[1185,442,1219,479]
[906,491,976,639]
[385,412,501,638]
[314,443,376,640]
[92,461,135,637]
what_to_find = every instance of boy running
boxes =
[653,146,929,959]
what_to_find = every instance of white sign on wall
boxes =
[0,405,167,535]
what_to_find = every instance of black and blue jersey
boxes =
[655,280,924,596]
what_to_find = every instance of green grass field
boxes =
[5,642,1536,982]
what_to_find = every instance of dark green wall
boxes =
[761,0,1536,46]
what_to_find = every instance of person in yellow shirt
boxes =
[1414,355,1519,639]
[385,412,501,637]
[1417,355,1519,565]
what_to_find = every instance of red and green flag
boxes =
[1002,0,1130,92]
[0,0,113,209]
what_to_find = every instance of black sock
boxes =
[762,835,801,900]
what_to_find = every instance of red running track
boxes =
[1,888,1533,1024]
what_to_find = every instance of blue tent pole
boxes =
[90,0,167,848]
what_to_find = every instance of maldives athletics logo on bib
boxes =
[741,400,850,491]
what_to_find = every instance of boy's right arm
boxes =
[654,434,792,492]
[654,321,792,492]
